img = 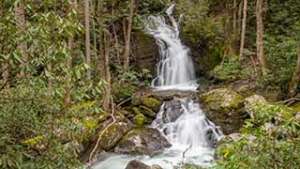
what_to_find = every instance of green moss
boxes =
[134,113,146,127]
[291,102,300,112]
[132,107,142,115]
[142,97,161,111]
[201,88,244,112]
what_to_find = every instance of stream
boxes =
[92,4,223,169]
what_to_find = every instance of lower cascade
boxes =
[92,97,222,169]
[92,4,223,169]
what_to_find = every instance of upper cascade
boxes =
[144,4,198,90]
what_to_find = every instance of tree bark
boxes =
[233,0,237,35]
[14,0,28,78]
[238,0,243,36]
[288,47,300,97]
[123,0,135,70]
[103,31,112,111]
[256,0,267,75]
[239,0,247,60]
[84,0,91,79]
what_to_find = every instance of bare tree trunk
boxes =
[288,47,300,97]
[123,0,135,70]
[238,0,243,36]
[14,0,28,78]
[239,0,247,60]
[233,0,237,35]
[103,31,112,111]
[84,0,91,79]
[256,0,267,75]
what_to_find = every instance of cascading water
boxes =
[144,4,197,90]
[92,4,222,169]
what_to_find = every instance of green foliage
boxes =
[0,78,105,169]
[216,101,300,169]
[212,57,253,81]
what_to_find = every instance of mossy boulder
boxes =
[200,88,246,134]
[142,97,161,111]
[114,128,171,156]
[244,95,295,124]
[98,122,132,151]
[200,88,244,112]
[132,90,162,116]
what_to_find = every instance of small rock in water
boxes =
[125,160,151,169]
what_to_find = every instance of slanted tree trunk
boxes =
[14,0,27,78]
[256,0,267,75]
[84,0,91,79]
[123,0,135,70]
[288,47,300,97]
[239,0,248,60]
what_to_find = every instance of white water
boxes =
[92,4,222,169]
[144,4,198,91]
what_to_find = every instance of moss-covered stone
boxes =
[200,88,244,112]
[134,113,146,127]
[99,122,132,151]
[200,88,245,134]
[244,95,295,124]
[141,97,161,111]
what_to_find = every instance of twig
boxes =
[179,145,192,169]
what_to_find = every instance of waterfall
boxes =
[92,4,222,169]
[144,4,198,90]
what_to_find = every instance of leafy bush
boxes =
[212,57,253,81]
[0,79,103,169]
[216,101,300,169]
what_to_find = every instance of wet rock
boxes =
[114,128,171,156]
[125,160,151,169]
[200,88,246,134]
[99,122,132,151]
[125,160,163,169]
[162,99,183,123]
[132,31,158,74]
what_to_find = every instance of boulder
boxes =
[244,95,295,124]
[98,122,132,151]
[114,128,171,156]
[200,88,246,134]
[162,99,183,123]
[125,160,162,169]
[125,160,150,169]
[244,95,267,118]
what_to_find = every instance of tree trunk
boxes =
[84,0,91,79]
[288,47,300,97]
[239,0,247,60]
[14,0,27,78]
[238,0,243,36]
[103,31,112,111]
[123,0,135,70]
[233,0,237,35]
[256,0,267,75]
